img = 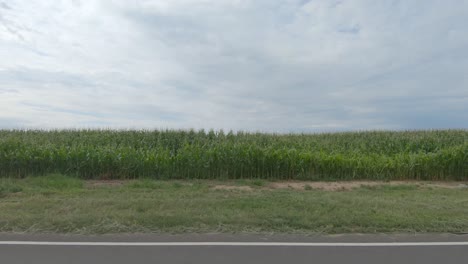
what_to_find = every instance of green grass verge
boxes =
[0,174,467,234]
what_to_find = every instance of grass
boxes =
[0,129,467,180]
[0,174,467,234]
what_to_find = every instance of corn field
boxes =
[0,129,466,180]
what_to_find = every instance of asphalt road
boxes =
[1,234,467,264]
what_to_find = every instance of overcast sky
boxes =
[1,0,467,132]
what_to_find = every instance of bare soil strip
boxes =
[212,181,468,191]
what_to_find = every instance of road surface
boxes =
[1,234,467,264]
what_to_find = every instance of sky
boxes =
[0,0,467,132]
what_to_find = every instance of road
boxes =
[0,234,467,264]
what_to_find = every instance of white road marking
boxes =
[0,241,467,247]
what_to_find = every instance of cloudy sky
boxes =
[1,0,467,132]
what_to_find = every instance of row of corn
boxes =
[0,129,466,180]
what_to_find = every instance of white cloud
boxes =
[0,0,467,132]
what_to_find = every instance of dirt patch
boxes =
[85,180,125,188]
[210,181,386,192]
[268,181,379,191]
[420,182,468,189]
[212,185,254,191]
[84,180,468,191]
[268,181,468,191]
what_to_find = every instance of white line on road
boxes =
[0,241,467,247]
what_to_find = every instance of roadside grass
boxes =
[0,174,467,234]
